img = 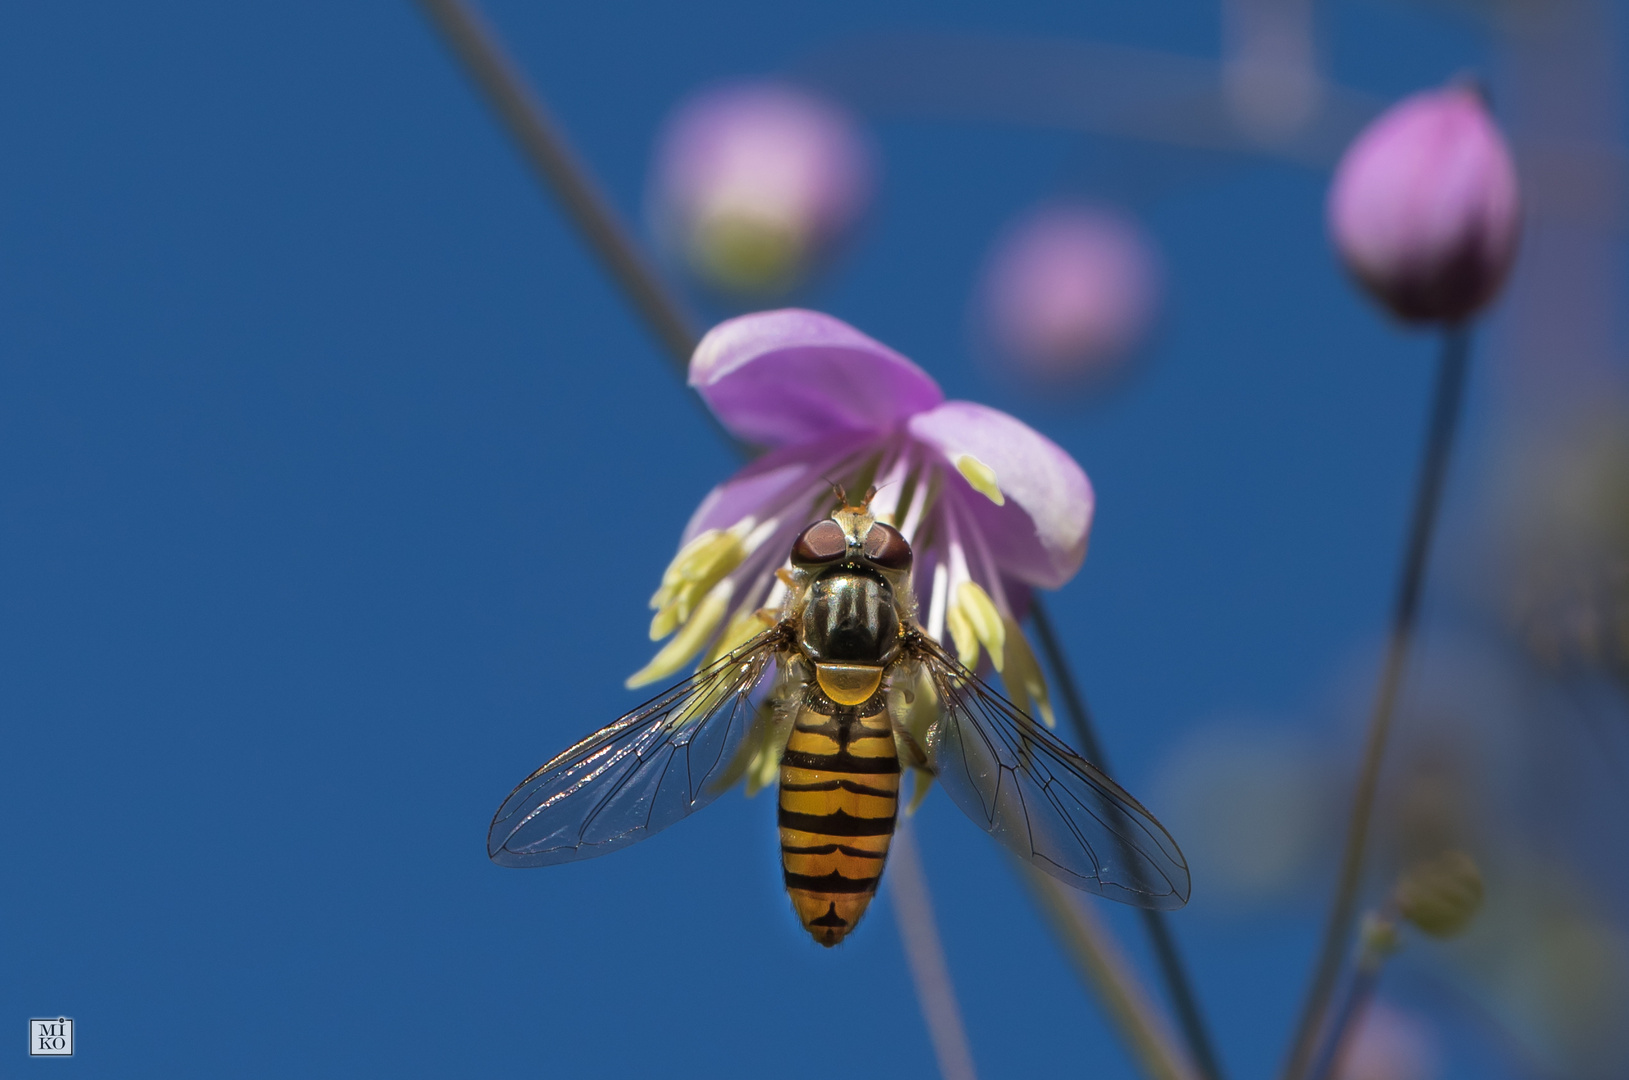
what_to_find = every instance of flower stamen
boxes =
[628,579,733,688]
[956,581,1006,672]
[702,604,769,668]
[1000,618,1056,728]
[647,522,752,639]
[955,453,1005,506]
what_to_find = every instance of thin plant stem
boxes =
[1305,936,1386,1080]
[890,820,980,1080]
[416,0,754,456]
[416,0,699,365]
[1029,598,1228,1080]
[1279,324,1474,1080]
[1020,864,1199,1080]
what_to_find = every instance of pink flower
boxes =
[648,83,874,296]
[977,204,1161,384]
[1328,84,1521,324]
[629,310,1095,725]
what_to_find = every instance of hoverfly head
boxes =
[791,488,911,576]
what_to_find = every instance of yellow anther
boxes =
[648,529,717,607]
[957,581,1006,672]
[704,606,766,668]
[904,769,934,817]
[712,699,787,798]
[647,526,748,641]
[955,454,1005,506]
[648,603,681,641]
[744,738,783,796]
[1000,618,1056,728]
[627,581,732,688]
[890,667,939,816]
[946,603,978,670]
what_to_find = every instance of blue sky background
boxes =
[3,2,1619,1077]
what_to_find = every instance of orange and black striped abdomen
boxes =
[778,702,900,947]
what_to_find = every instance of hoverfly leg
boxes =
[898,729,929,770]
[891,720,930,770]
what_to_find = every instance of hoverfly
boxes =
[489,491,1189,946]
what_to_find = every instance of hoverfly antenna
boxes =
[821,477,849,511]
[860,485,879,509]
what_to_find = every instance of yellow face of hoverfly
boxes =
[488,489,1190,946]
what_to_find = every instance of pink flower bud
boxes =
[1336,1000,1439,1080]
[648,82,874,297]
[977,205,1160,385]
[1328,85,1520,324]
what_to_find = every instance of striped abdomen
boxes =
[778,702,900,947]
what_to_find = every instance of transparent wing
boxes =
[914,636,1191,909]
[488,630,786,867]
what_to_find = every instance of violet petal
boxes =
[681,432,868,543]
[908,401,1093,589]
[690,309,944,447]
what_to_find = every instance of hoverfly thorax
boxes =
[789,504,913,707]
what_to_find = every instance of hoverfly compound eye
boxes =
[863,522,912,571]
[791,519,847,566]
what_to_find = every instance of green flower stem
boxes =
[1306,965,1379,1080]
[415,0,753,453]
[1279,324,1473,1080]
[1305,915,1397,1080]
[890,820,981,1080]
[1020,863,1199,1080]
[416,0,698,366]
[1029,599,1227,1080]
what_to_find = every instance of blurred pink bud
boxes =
[978,205,1160,385]
[1328,85,1520,324]
[648,82,874,296]
[1336,1001,1439,1080]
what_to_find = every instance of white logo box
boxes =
[30,1018,73,1057]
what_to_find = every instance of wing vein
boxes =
[913,633,1190,908]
